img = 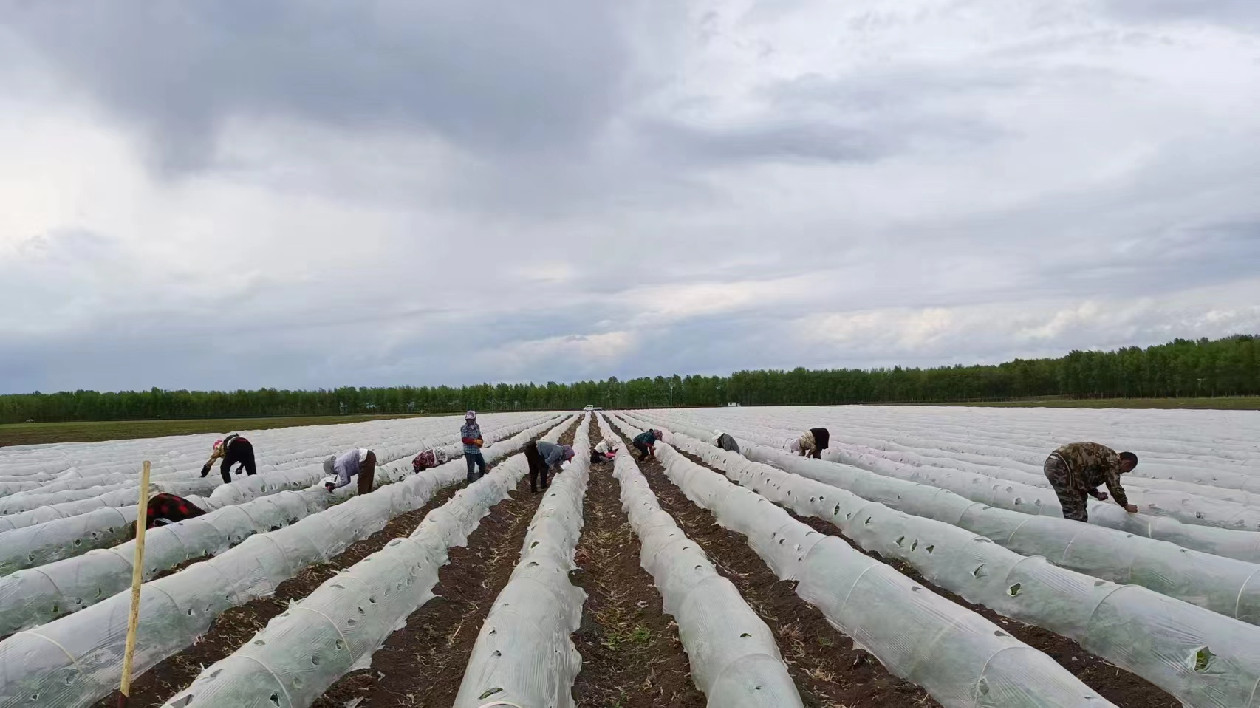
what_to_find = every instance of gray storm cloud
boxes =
[1,0,1258,393]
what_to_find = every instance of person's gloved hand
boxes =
[1124,504,1139,514]
[475,438,484,448]
[1093,491,1109,502]
[325,482,336,492]
[200,465,210,478]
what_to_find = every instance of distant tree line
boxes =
[2,335,1257,424]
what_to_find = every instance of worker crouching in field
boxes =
[413,447,452,473]
[790,428,830,459]
[714,432,740,454]
[146,493,207,529]
[590,439,618,463]
[632,429,663,459]
[1044,442,1139,522]
[525,440,574,493]
[461,410,487,483]
[323,448,378,494]
[200,433,257,484]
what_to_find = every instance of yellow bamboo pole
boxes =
[117,460,151,708]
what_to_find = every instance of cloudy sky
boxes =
[2,0,1259,393]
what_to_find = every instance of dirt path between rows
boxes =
[669,444,1179,708]
[312,420,578,707]
[785,510,1178,708]
[570,417,705,708]
[610,423,939,708]
[105,425,566,708]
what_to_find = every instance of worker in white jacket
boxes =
[323,447,377,494]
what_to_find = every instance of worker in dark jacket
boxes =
[200,433,257,484]
[524,440,574,493]
[632,429,663,459]
[146,493,207,529]
[790,428,830,459]
[1044,442,1139,522]
[714,432,740,454]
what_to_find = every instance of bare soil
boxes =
[103,423,568,708]
[668,442,1178,708]
[310,420,579,707]
[569,417,706,708]
[785,511,1179,708]
[611,424,940,708]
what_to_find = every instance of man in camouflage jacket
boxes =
[1043,442,1140,522]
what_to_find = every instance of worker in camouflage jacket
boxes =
[1043,442,1139,522]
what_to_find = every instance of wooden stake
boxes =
[117,460,151,708]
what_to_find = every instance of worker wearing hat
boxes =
[461,410,487,483]
[200,433,257,484]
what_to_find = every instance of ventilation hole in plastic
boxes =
[694,565,702,570]
[187,608,195,616]
[30,694,38,702]
[925,545,935,554]
[254,639,265,646]
[1008,583,1022,597]
[911,540,919,551]
[740,632,752,638]
[895,536,905,547]
[1192,646,1214,672]
[973,564,987,578]
[480,688,504,700]
[911,586,922,592]
[1094,580,1105,587]
[171,695,194,707]
[368,596,377,604]
[994,630,1009,638]
[269,694,280,706]
[492,650,502,657]
[335,640,345,651]
[530,541,540,548]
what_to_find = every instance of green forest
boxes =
[2,335,1257,424]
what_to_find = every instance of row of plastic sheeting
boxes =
[639,406,1260,505]
[801,427,1260,511]
[731,437,1260,627]
[0,415,570,708]
[610,414,1110,708]
[0,415,555,636]
[453,414,592,708]
[670,411,1260,533]
[160,416,577,707]
[0,412,501,523]
[649,420,1260,708]
[600,414,803,708]
[0,415,550,575]
[632,411,1260,627]
[678,415,1260,565]
[0,413,525,503]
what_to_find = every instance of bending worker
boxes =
[790,427,830,459]
[524,440,574,493]
[1043,442,1139,522]
[200,433,257,484]
[632,429,664,459]
[323,447,378,494]
[146,493,207,529]
[714,431,740,454]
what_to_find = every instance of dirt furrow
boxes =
[103,426,565,708]
[784,508,1178,708]
[671,444,1179,708]
[610,425,939,708]
[570,417,705,708]
[312,421,578,707]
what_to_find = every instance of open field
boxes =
[0,406,1257,707]
[0,413,435,447]
[944,396,1260,410]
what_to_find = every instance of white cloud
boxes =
[1,1,1259,392]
